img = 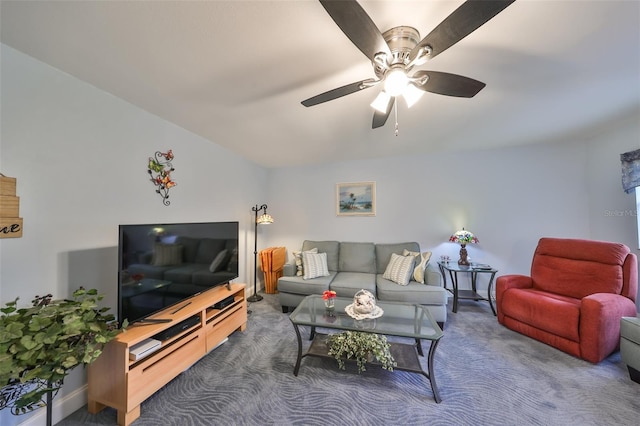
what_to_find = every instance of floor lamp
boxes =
[247,203,273,303]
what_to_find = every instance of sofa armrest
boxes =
[424,264,443,287]
[580,293,639,363]
[282,261,296,277]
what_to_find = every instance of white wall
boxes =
[268,141,590,275]
[585,107,640,251]
[0,44,269,426]
[267,109,640,306]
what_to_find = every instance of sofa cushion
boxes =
[226,247,238,273]
[383,253,415,286]
[339,242,376,273]
[531,238,628,299]
[209,249,228,272]
[376,276,448,305]
[500,288,581,342]
[152,243,183,266]
[164,264,203,284]
[277,272,337,295]
[375,242,420,275]
[403,249,432,284]
[293,248,317,276]
[174,236,200,263]
[330,272,376,298]
[302,240,340,271]
[303,251,330,280]
[195,238,227,264]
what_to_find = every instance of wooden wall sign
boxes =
[0,174,23,238]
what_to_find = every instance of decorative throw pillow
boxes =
[383,253,415,286]
[302,251,330,280]
[209,249,228,272]
[151,243,183,266]
[226,247,239,272]
[293,248,318,276]
[403,249,432,284]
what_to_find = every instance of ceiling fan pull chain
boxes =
[394,101,399,136]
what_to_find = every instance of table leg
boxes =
[427,339,442,403]
[487,271,497,316]
[448,270,459,313]
[438,263,447,291]
[291,321,303,376]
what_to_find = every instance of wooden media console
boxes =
[87,283,247,426]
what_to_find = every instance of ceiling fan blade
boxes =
[301,79,376,107]
[320,0,391,61]
[372,96,394,129]
[410,0,515,62]
[413,71,485,98]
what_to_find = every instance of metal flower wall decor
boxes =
[148,150,176,206]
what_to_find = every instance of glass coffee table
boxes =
[289,295,444,403]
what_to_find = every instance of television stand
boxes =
[134,318,172,325]
[88,283,247,426]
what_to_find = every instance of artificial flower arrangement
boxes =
[322,290,337,310]
[322,290,337,300]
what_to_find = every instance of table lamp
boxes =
[449,228,478,266]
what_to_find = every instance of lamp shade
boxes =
[449,228,478,245]
[257,213,274,225]
[449,228,477,266]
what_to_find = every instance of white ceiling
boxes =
[1,1,639,168]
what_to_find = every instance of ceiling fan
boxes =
[301,0,516,129]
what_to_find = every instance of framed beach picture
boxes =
[336,182,376,216]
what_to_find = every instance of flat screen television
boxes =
[118,221,239,326]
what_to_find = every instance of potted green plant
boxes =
[0,288,124,425]
[327,331,397,373]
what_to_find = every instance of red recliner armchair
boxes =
[496,237,638,363]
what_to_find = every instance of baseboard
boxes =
[18,384,87,426]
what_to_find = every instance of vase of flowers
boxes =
[322,290,337,310]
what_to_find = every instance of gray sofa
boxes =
[278,240,448,326]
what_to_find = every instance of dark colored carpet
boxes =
[60,294,639,425]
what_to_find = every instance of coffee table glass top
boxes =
[290,295,442,341]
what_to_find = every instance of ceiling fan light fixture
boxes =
[370,91,391,113]
[384,67,408,97]
[403,84,424,108]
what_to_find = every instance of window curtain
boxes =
[620,149,640,193]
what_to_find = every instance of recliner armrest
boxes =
[496,274,532,314]
[496,274,532,291]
